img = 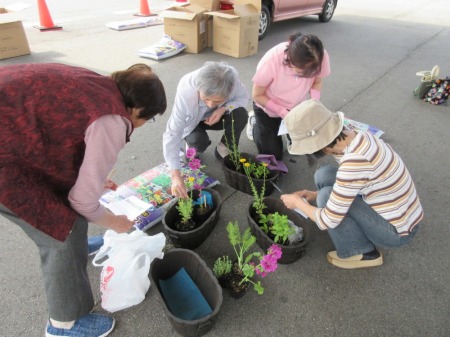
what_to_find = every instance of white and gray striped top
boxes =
[315,132,424,235]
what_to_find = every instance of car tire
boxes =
[259,4,270,40]
[319,0,336,23]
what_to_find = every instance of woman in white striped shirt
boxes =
[281,100,423,269]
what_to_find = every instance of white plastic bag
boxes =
[92,230,166,312]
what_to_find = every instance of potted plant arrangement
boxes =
[218,221,282,298]
[212,255,232,288]
[163,147,222,250]
[243,162,311,264]
[221,118,279,196]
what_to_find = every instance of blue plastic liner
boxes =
[159,267,212,321]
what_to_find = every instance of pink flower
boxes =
[268,244,282,260]
[255,266,267,277]
[193,183,202,190]
[186,147,197,159]
[188,158,201,171]
[261,254,278,273]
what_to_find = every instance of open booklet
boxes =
[278,115,384,138]
[100,162,219,231]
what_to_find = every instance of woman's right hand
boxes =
[170,170,188,198]
[95,212,134,233]
[293,190,317,202]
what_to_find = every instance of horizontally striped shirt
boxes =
[314,132,423,235]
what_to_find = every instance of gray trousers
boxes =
[0,203,94,321]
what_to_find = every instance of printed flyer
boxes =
[100,162,219,231]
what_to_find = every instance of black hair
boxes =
[111,63,167,120]
[311,131,348,160]
[283,32,324,78]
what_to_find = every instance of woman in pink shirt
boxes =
[251,32,331,160]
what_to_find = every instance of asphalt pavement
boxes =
[1,0,449,336]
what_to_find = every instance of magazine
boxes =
[100,162,219,231]
[343,117,384,138]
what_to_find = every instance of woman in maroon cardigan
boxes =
[0,63,166,337]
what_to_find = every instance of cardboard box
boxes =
[188,0,220,11]
[206,3,259,58]
[160,4,207,54]
[206,16,213,48]
[0,20,31,60]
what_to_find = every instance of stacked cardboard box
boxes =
[160,4,209,54]
[189,0,221,48]
[160,0,260,58]
[205,0,260,58]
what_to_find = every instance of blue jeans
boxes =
[314,165,419,258]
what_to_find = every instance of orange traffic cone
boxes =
[34,0,62,31]
[134,0,156,17]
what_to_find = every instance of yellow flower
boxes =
[239,158,246,163]
[262,163,268,167]
[244,162,251,167]
[188,177,195,182]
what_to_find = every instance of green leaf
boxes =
[254,281,264,295]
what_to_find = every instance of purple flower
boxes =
[189,158,201,171]
[268,244,282,260]
[186,147,197,159]
[193,183,202,191]
[261,254,278,273]
[255,265,267,277]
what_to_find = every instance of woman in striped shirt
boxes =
[281,100,423,269]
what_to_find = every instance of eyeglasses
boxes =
[146,117,156,123]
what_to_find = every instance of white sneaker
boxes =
[246,110,255,141]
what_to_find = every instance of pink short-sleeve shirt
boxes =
[252,42,331,111]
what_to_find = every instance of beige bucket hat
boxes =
[285,99,344,155]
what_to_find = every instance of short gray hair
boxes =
[195,61,236,98]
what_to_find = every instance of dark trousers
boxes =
[0,203,94,321]
[184,107,248,152]
[253,103,284,160]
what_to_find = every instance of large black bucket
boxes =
[150,249,223,337]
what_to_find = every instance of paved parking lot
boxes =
[1,0,449,336]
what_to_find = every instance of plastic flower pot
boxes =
[246,197,313,264]
[163,188,222,249]
[222,152,279,196]
[150,249,223,337]
[226,273,250,299]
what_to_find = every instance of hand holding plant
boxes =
[176,147,206,223]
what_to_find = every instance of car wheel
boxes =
[319,0,336,23]
[259,4,270,40]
